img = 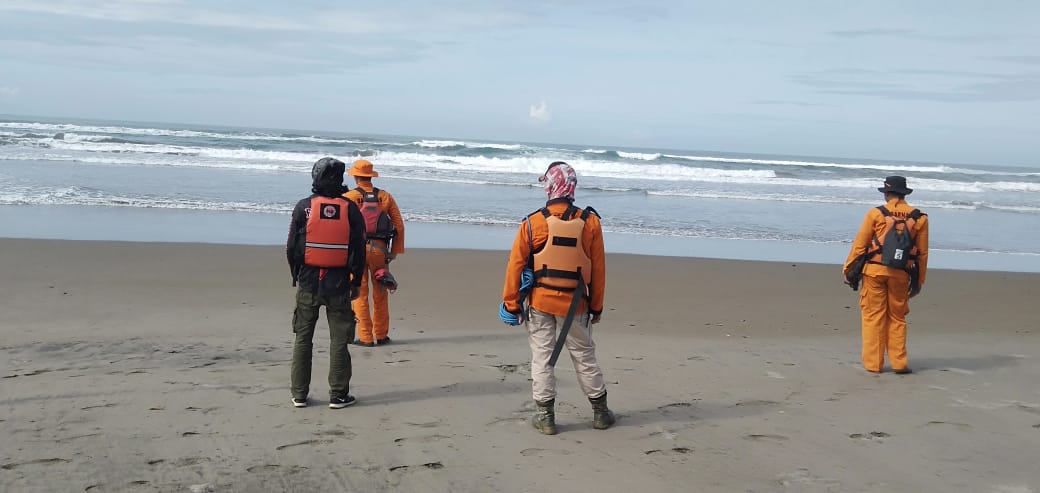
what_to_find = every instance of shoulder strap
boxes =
[583,206,600,219]
[909,209,924,219]
[356,187,379,202]
[562,205,580,220]
[876,205,891,216]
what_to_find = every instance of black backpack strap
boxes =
[525,216,534,268]
[876,205,891,216]
[582,206,599,219]
[909,209,924,219]
[561,205,579,220]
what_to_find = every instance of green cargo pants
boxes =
[290,289,355,400]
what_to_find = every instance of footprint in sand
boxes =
[314,429,354,438]
[405,419,442,429]
[923,421,973,431]
[1,458,69,470]
[81,403,117,410]
[276,439,332,450]
[388,462,444,472]
[849,431,890,440]
[394,435,451,445]
[486,417,527,427]
[732,399,780,407]
[644,448,692,455]
[520,448,571,457]
[247,464,309,474]
[657,402,694,410]
[53,433,102,444]
[743,434,789,443]
[172,457,210,467]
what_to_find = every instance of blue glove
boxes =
[499,302,523,326]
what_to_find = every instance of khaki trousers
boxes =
[527,307,607,403]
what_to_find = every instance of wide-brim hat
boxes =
[878,175,913,195]
[348,159,379,178]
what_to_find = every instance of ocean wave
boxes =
[412,139,526,151]
[617,151,662,161]
[0,185,292,213]
[662,153,955,173]
[4,146,1038,196]
[0,121,357,144]
[371,151,778,181]
[643,190,1039,212]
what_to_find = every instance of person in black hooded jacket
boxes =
[285,157,366,409]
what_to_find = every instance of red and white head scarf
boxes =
[539,161,577,201]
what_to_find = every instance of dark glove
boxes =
[350,285,361,301]
[909,284,922,299]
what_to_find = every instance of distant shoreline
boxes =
[3,205,1040,273]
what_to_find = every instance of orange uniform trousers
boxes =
[352,241,390,343]
[859,271,911,372]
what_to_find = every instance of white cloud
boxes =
[0,86,19,99]
[529,100,552,122]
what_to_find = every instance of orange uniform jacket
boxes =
[343,184,406,255]
[844,198,930,286]
[503,200,606,317]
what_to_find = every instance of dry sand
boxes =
[1,238,1038,492]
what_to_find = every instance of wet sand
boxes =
[1,238,1038,492]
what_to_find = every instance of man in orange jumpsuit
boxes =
[501,161,614,435]
[343,159,406,347]
[843,176,929,374]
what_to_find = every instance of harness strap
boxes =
[548,269,586,367]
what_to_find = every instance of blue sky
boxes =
[1,1,1038,167]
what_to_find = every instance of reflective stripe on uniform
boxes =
[305,242,349,250]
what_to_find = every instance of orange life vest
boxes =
[531,206,593,293]
[304,196,351,268]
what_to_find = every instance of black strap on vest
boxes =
[355,187,380,201]
[548,269,586,367]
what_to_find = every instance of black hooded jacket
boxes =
[286,164,366,296]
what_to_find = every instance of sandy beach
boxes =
[1,238,1038,492]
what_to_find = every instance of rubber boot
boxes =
[531,399,557,435]
[590,393,616,430]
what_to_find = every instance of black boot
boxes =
[532,399,557,435]
[589,393,616,430]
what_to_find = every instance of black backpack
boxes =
[874,206,924,270]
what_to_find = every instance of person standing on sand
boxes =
[500,161,614,435]
[843,176,929,374]
[286,157,367,408]
[343,159,406,347]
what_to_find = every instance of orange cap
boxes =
[348,159,379,178]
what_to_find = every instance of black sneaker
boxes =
[376,337,392,345]
[894,368,913,374]
[291,398,308,408]
[329,395,357,409]
[352,340,375,347]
